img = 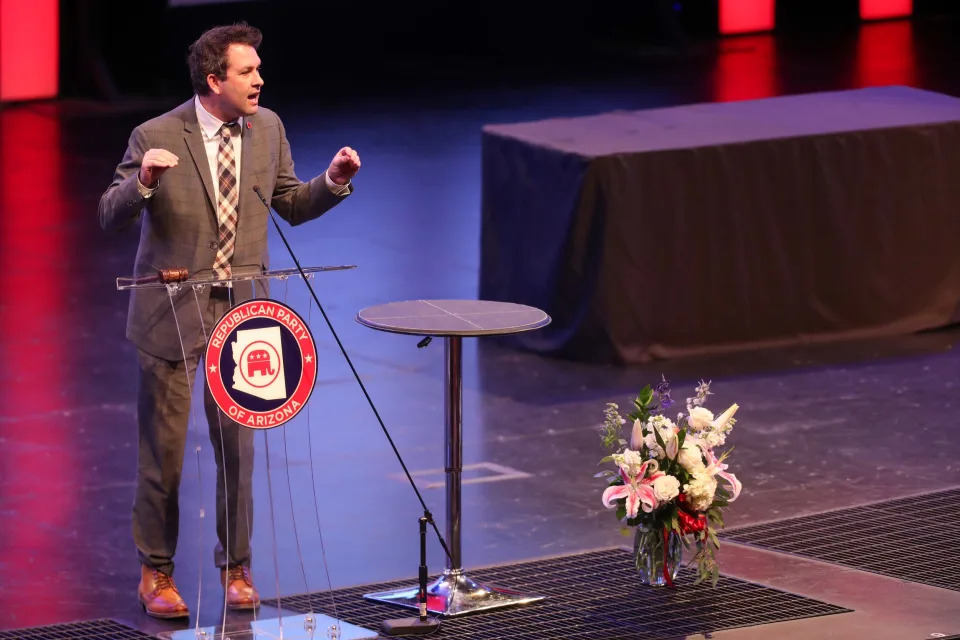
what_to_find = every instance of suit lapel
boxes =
[240,113,258,195]
[181,102,218,217]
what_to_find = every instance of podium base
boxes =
[158,613,377,640]
[364,568,545,617]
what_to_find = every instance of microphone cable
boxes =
[252,185,453,564]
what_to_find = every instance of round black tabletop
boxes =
[356,299,551,337]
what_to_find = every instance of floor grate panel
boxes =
[721,487,960,592]
[265,548,851,639]
[0,619,153,639]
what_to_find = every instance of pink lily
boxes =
[629,419,644,450]
[704,448,742,502]
[601,459,664,518]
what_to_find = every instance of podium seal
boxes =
[205,299,317,429]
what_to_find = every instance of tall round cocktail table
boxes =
[357,299,550,616]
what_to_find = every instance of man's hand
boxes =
[326,147,361,185]
[139,149,179,188]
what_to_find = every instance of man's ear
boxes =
[207,74,221,95]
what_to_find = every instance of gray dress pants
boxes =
[132,291,254,576]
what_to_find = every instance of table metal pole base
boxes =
[364,568,544,617]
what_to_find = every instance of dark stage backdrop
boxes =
[58,0,960,104]
[58,0,683,102]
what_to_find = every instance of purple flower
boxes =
[654,375,674,413]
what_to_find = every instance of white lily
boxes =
[662,429,679,459]
[712,403,739,430]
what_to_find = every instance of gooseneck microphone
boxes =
[251,185,454,568]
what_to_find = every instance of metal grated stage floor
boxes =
[721,487,960,592]
[266,548,852,639]
[0,619,153,640]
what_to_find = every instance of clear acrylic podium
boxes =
[120,263,379,640]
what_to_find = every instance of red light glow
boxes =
[720,0,775,35]
[712,34,779,102]
[854,20,916,87]
[0,106,80,624]
[860,0,913,20]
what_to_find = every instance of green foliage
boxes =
[627,385,655,423]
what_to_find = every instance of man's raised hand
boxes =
[139,149,179,188]
[326,147,361,186]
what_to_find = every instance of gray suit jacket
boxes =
[99,98,351,361]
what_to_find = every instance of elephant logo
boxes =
[237,340,282,391]
[246,349,276,377]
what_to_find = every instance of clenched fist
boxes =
[139,148,179,188]
[326,147,361,186]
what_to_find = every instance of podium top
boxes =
[116,264,356,290]
[356,299,550,337]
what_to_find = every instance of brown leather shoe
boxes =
[220,564,260,610]
[138,565,189,619]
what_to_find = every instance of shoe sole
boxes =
[226,600,261,611]
[138,594,190,619]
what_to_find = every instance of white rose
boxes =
[678,441,705,472]
[687,406,714,431]
[652,475,680,502]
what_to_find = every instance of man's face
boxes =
[208,43,263,121]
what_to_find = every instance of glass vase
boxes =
[633,523,682,586]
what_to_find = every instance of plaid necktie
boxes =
[213,121,240,279]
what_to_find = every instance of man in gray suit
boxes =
[99,23,360,619]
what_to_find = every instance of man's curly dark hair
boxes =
[187,22,262,96]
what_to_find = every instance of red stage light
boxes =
[720,0,775,35]
[0,0,59,101]
[860,0,913,20]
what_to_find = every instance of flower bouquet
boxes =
[598,378,742,587]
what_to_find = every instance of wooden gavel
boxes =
[130,268,190,285]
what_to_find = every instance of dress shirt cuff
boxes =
[325,172,351,196]
[137,176,158,198]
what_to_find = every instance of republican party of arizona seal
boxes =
[205,299,317,429]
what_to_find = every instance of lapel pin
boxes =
[247,121,253,129]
